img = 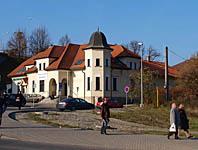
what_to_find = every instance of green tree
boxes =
[176,55,198,100]
[130,68,158,105]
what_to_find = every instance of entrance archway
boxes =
[61,79,67,96]
[49,78,57,96]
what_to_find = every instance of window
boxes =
[17,85,20,93]
[39,63,42,70]
[87,59,90,67]
[96,58,100,66]
[96,77,100,90]
[87,77,90,91]
[32,81,35,93]
[39,80,44,92]
[130,62,133,69]
[113,78,117,91]
[134,62,137,70]
[105,77,109,91]
[105,59,109,67]
[43,63,46,70]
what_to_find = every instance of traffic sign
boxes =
[124,85,130,94]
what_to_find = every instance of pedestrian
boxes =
[100,97,110,135]
[178,104,193,139]
[168,102,180,139]
[16,92,23,110]
[0,92,7,126]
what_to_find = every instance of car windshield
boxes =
[79,99,86,103]
[61,98,74,102]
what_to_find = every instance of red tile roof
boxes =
[26,66,38,74]
[143,61,178,78]
[111,45,141,59]
[34,46,65,60]
[8,43,140,77]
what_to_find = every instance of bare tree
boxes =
[59,34,70,46]
[29,26,51,55]
[125,40,145,55]
[147,46,161,61]
[7,29,27,58]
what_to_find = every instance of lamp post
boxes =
[0,32,9,51]
[138,42,144,108]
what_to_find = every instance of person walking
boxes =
[0,93,7,126]
[100,97,110,135]
[168,102,180,139]
[16,92,23,110]
[178,104,193,139]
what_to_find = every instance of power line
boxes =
[168,49,187,61]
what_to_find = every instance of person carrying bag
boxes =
[168,103,180,139]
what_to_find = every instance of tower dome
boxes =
[85,29,112,50]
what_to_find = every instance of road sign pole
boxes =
[124,85,129,108]
[33,97,35,108]
[126,93,128,107]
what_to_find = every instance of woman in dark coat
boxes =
[178,104,193,138]
[0,93,7,126]
[100,97,110,135]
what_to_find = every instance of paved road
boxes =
[0,106,198,150]
[0,139,116,150]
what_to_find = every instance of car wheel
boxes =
[59,109,64,112]
[70,107,75,111]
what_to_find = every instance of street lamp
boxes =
[0,32,9,51]
[138,42,144,108]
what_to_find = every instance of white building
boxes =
[8,31,141,104]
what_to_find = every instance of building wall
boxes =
[10,50,142,104]
[84,48,113,103]
[119,57,140,70]
[72,70,85,99]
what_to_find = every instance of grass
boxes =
[111,105,170,128]
[111,105,198,131]
[27,113,79,128]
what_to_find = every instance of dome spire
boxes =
[97,26,100,32]
[83,30,112,50]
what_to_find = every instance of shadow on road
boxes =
[8,107,57,121]
[0,126,55,129]
[106,132,132,136]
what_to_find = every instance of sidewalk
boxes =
[1,108,198,150]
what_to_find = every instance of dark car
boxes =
[56,98,95,111]
[96,100,123,108]
[6,94,26,107]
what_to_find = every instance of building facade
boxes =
[8,31,141,104]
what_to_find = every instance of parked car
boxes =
[24,94,44,103]
[56,98,95,111]
[96,100,123,108]
[6,94,26,107]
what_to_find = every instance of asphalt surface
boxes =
[0,105,198,150]
[0,139,115,150]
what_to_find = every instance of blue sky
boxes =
[0,0,198,65]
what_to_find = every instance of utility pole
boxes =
[164,46,169,101]
[138,42,144,107]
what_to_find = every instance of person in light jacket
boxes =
[168,103,180,139]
